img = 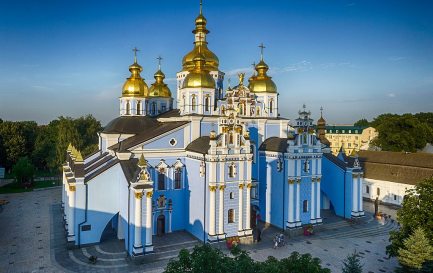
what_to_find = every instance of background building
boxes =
[325,125,378,155]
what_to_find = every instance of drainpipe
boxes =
[77,183,88,248]
[127,184,130,255]
[282,155,286,231]
[203,155,207,244]
[343,168,346,219]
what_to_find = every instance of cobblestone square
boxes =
[0,188,398,273]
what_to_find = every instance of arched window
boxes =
[230,192,234,199]
[366,185,370,194]
[228,164,236,178]
[205,96,210,112]
[152,102,157,115]
[126,101,130,115]
[229,132,234,145]
[269,99,273,114]
[303,200,308,212]
[192,95,196,111]
[228,209,235,223]
[239,103,244,115]
[182,95,186,108]
[158,169,165,190]
[136,101,141,115]
[174,168,182,189]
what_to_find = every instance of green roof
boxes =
[325,125,365,134]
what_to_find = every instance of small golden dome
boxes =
[122,61,148,97]
[148,69,172,98]
[182,53,216,89]
[248,59,277,93]
[182,44,219,71]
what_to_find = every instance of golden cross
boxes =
[259,43,266,61]
[157,56,163,70]
[132,47,140,63]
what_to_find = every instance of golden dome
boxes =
[182,53,216,89]
[248,60,277,93]
[148,69,172,98]
[182,45,219,71]
[122,61,148,98]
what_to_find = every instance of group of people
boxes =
[273,233,285,249]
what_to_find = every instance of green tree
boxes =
[398,227,433,271]
[387,177,433,257]
[11,157,35,184]
[164,244,330,273]
[55,116,82,169]
[354,118,369,127]
[32,124,57,171]
[341,251,363,273]
[371,113,432,152]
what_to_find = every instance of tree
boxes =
[164,244,330,273]
[398,227,433,271]
[11,157,35,184]
[341,251,363,273]
[354,118,369,127]
[387,177,433,257]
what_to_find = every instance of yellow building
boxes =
[325,125,378,155]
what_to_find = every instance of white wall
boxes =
[362,178,415,206]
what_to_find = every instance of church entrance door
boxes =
[250,205,259,229]
[157,215,165,236]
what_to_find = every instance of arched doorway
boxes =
[100,213,119,243]
[157,214,165,236]
[250,205,259,229]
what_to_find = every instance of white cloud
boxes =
[387,93,396,98]
[388,56,406,62]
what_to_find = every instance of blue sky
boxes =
[0,0,432,125]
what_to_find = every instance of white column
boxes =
[134,193,143,250]
[168,211,172,233]
[68,186,75,237]
[358,176,364,214]
[295,180,301,224]
[218,186,224,235]
[310,180,316,223]
[316,179,321,221]
[245,184,251,230]
[352,175,358,213]
[288,180,295,225]
[145,192,153,251]
[209,186,216,235]
[238,184,243,231]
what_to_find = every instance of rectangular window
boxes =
[377,187,380,196]
[228,209,235,223]
[174,169,182,189]
[158,170,165,190]
[303,200,308,212]
[81,225,91,231]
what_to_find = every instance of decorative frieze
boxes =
[219,185,226,191]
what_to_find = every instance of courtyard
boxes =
[0,188,399,273]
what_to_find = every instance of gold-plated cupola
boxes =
[148,56,172,98]
[181,0,219,72]
[248,43,277,93]
[182,50,216,89]
[122,48,149,98]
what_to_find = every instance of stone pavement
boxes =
[0,187,399,273]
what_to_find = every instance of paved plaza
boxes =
[0,188,399,273]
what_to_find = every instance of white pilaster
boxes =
[287,180,295,227]
[295,179,301,226]
[218,186,224,235]
[352,174,359,216]
[133,192,143,255]
[145,192,153,252]
[316,179,322,223]
[238,184,243,232]
[245,184,251,230]
[209,186,216,236]
[310,180,316,224]
[67,185,75,241]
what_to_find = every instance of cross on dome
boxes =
[157,55,163,70]
[132,47,140,63]
[259,43,266,61]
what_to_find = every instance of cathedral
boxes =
[62,3,364,257]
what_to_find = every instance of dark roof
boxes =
[85,152,109,168]
[259,137,288,153]
[85,154,114,173]
[84,149,101,160]
[109,121,189,152]
[119,158,140,183]
[186,136,211,154]
[156,109,181,118]
[359,151,433,185]
[325,125,365,134]
[102,116,159,134]
[323,153,348,170]
[85,158,119,182]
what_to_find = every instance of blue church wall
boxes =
[200,121,216,136]
[77,164,126,246]
[143,128,185,150]
[224,162,239,182]
[321,156,353,219]
[264,155,287,229]
[184,157,207,241]
[300,177,312,224]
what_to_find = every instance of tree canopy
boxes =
[164,244,331,273]
[0,115,102,173]
[387,177,433,258]
[368,113,433,152]
[397,227,433,270]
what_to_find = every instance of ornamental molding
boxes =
[246,183,252,189]
[219,185,226,191]
[239,184,244,189]
[209,186,217,192]
[69,185,76,192]
[146,191,153,198]
[135,192,143,199]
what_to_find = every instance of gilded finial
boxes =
[132,47,140,63]
[259,43,266,61]
[238,72,245,85]
[138,154,147,168]
[75,150,84,162]
[228,78,231,88]
[199,0,203,15]
[157,55,163,70]
[320,106,323,117]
